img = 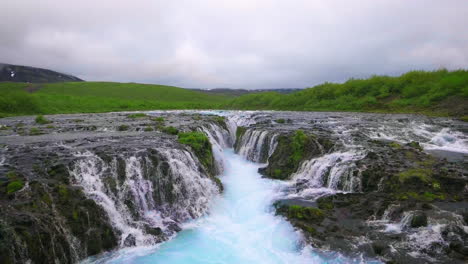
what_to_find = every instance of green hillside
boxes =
[226,69,468,118]
[0,82,231,116]
[1,69,467,118]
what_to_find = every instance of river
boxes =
[88,149,378,264]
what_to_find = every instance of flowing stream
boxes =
[88,149,376,264]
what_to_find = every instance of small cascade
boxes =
[237,129,278,163]
[70,147,219,248]
[366,121,468,154]
[199,121,233,173]
[289,150,365,197]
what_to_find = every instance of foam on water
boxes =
[91,150,378,264]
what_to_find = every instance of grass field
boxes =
[1,69,467,119]
[0,82,231,117]
[226,69,468,118]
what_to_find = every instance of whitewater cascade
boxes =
[71,147,219,247]
[70,120,233,249]
[236,129,278,163]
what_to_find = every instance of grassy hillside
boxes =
[1,69,467,118]
[0,82,231,117]
[226,69,468,118]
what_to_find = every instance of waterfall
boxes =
[199,121,233,174]
[289,150,365,197]
[236,129,278,163]
[70,147,219,248]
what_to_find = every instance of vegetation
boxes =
[226,69,468,117]
[117,125,129,131]
[277,204,325,222]
[127,113,147,119]
[35,115,52,124]
[290,130,308,164]
[152,117,165,122]
[0,82,230,117]
[275,119,285,124]
[7,180,24,194]
[177,132,214,172]
[29,127,43,136]
[0,69,467,117]
[161,126,179,135]
[398,168,432,183]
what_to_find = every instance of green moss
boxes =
[398,168,432,183]
[236,126,247,140]
[152,117,165,122]
[29,127,43,136]
[212,177,223,192]
[46,125,55,129]
[290,130,308,164]
[127,113,147,119]
[178,132,214,173]
[6,171,18,180]
[407,141,423,151]
[58,185,69,199]
[417,158,436,167]
[41,193,52,205]
[460,116,468,122]
[117,124,129,131]
[144,127,154,132]
[396,191,445,202]
[283,205,325,222]
[275,118,286,124]
[0,125,10,130]
[317,197,334,210]
[73,119,84,123]
[6,180,24,194]
[389,142,402,149]
[161,126,179,135]
[213,116,225,123]
[422,192,445,201]
[72,210,79,221]
[305,226,316,234]
[274,169,282,178]
[35,115,52,124]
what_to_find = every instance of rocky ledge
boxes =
[0,112,229,263]
[234,111,468,264]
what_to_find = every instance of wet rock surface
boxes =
[234,111,468,264]
[1,110,467,264]
[0,111,229,263]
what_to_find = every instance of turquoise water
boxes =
[92,150,373,264]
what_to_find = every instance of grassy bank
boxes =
[226,69,468,118]
[1,69,467,118]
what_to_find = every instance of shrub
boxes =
[275,119,285,124]
[35,115,52,124]
[161,126,179,135]
[7,180,24,194]
[117,125,129,131]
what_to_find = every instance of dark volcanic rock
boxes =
[0,112,229,263]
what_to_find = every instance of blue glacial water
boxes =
[90,149,378,264]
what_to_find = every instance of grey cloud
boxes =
[1,0,467,89]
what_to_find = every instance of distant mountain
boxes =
[191,88,302,96]
[0,63,83,83]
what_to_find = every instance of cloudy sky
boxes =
[1,0,467,89]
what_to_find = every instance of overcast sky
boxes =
[1,1,467,89]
